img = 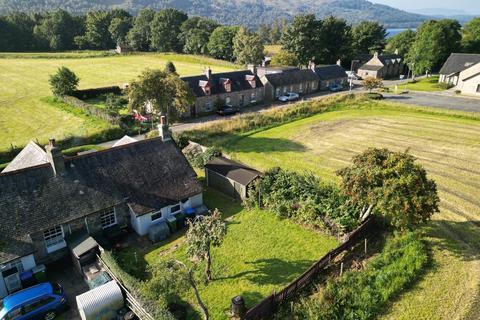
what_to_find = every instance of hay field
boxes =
[0,52,237,153]
[221,102,480,320]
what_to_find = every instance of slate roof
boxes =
[439,53,480,76]
[0,234,36,265]
[205,157,261,186]
[181,70,263,97]
[314,65,348,80]
[262,69,320,87]
[2,141,48,173]
[377,54,402,65]
[359,65,384,71]
[0,138,203,240]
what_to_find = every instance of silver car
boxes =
[278,92,300,102]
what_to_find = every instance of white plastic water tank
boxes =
[76,280,124,320]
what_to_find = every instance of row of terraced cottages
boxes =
[181,62,348,117]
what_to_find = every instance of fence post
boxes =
[340,262,344,276]
[364,238,368,255]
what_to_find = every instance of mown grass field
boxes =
[117,188,338,320]
[391,75,444,92]
[0,52,238,153]
[211,100,480,320]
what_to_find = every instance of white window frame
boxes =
[204,100,213,112]
[100,207,117,229]
[151,211,162,221]
[1,259,24,273]
[275,88,280,97]
[225,96,231,105]
[299,83,303,92]
[250,92,256,103]
[44,226,66,254]
[170,204,181,214]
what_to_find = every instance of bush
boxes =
[62,145,105,157]
[363,93,384,100]
[295,232,428,320]
[187,147,221,169]
[437,82,454,90]
[49,66,79,96]
[246,168,362,233]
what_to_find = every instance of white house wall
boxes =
[0,254,37,299]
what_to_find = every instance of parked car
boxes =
[329,84,344,92]
[216,105,239,116]
[278,92,300,102]
[346,71,361,80]
[0,283,67,320]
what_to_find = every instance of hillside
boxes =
[0,0,428,28]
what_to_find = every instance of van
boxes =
[0,283,67,320]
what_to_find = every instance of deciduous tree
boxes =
[233,27,265,65]
[281,14,320,65]
[128,69,194,121]
[362,76,383,92]
[461,17,480,53]
[337,148,440,231]
[74,11,114,49]
[49,67,79,96]
[385,29,415,57]
[179,17,219,55]
[109,16,132,45]
[186,209,227,282]
[207,26,240,61]
[126,8,155,51]
[271,50,299,66]
[352,21,386,55]
[34,9,79,50]
[150,8,188,52]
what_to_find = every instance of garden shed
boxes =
[205,157,261,200]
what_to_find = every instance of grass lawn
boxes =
[119,189,338,320]
[0,52,238,153]
[390,75,445,92]
[204,100,480,320]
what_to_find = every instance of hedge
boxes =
[60,95,120,124]
[71,86,122,99]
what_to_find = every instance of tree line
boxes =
[0,8,265,64]
[278,14,480,73]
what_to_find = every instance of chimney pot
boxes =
[160,115,167,125]
[45,138,65,176]
[336,59,342,66]
[158,117,171,142]
[49,138,56,147]
[204,67,212,79]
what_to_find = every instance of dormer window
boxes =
[246,75,256,88]
[199,80,211,95]
[220,78,232,92]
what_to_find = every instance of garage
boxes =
[205,157,261,201]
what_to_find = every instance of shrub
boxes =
[49,66,79,96]
[437,82,454,90]
[295,232,428,320]
[188,147,221,169]
[246,168,362,233]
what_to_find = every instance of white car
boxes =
[278,92,300,102]
[346,71,360,80]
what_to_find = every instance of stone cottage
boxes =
[0,121,203,298]
[357,52,405,79]
[181,67,264,116]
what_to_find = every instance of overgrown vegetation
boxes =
[245,168,362,233]
[294,232,428,320]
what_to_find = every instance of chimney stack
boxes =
[45,138,66,176]
[394,49,399,55]
[374,51,379,58]
[336,59,342,66]
[158,116,171,142]
[308,61,316,71]
[247,64,257,75]
[204,66,212,79]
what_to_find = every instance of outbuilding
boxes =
[205,157,261,201]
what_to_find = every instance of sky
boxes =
[370,0,480,15]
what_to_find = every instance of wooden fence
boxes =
[244,216,377,319]
[98,254,155,320]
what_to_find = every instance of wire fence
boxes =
[244,216,377,319]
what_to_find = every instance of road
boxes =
[383,91,480,112]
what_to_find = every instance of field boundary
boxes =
[244,216,376,319]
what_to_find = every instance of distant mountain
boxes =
[410,8,478,24]
[0,0,429,28]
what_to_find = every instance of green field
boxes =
[210,101,480,319]
[0,52,238,153]
[391,75,445,92]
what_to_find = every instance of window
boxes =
[1,259,24,273]
[6,307,22,319]
[204,101,213,112]
[250,92,256,103]
[170,204,181,214]
[23,297,55,314]
[100,208,117,229]
[477,84,480,93]
[299,83,303,92]
[289,85,293,92]
[225,96,231,105]
[151,211,162,221]
[275,88,280,97]
[283,86,287,94]
[43,226,65,253]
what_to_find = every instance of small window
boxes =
[1,259,24,273]
[299,83,303,92]
[6,308,22,319]
[170,204,181,214]
[283,86,287,94]
[477,84,480,93]
[250,92,256,102]
[44,226,65,253]
[204,100,213,112]
[23,297,55,314]
[151,211,162,221]
[275,88,280,97]
[225,96,231,105]
[100,208,117,229]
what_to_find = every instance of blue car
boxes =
[0,283,67,320]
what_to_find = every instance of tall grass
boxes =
[295,232,428,320]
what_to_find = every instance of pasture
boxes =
[213,101,480,319]
[0,52,237,154]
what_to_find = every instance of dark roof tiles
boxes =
[439,53,480,76]
[205,157,261,186]
[263,69,320,87]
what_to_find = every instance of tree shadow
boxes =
[215,258,314,286]
[222,136,307,154]
[168,297,202,320]
[424,220,480,262]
